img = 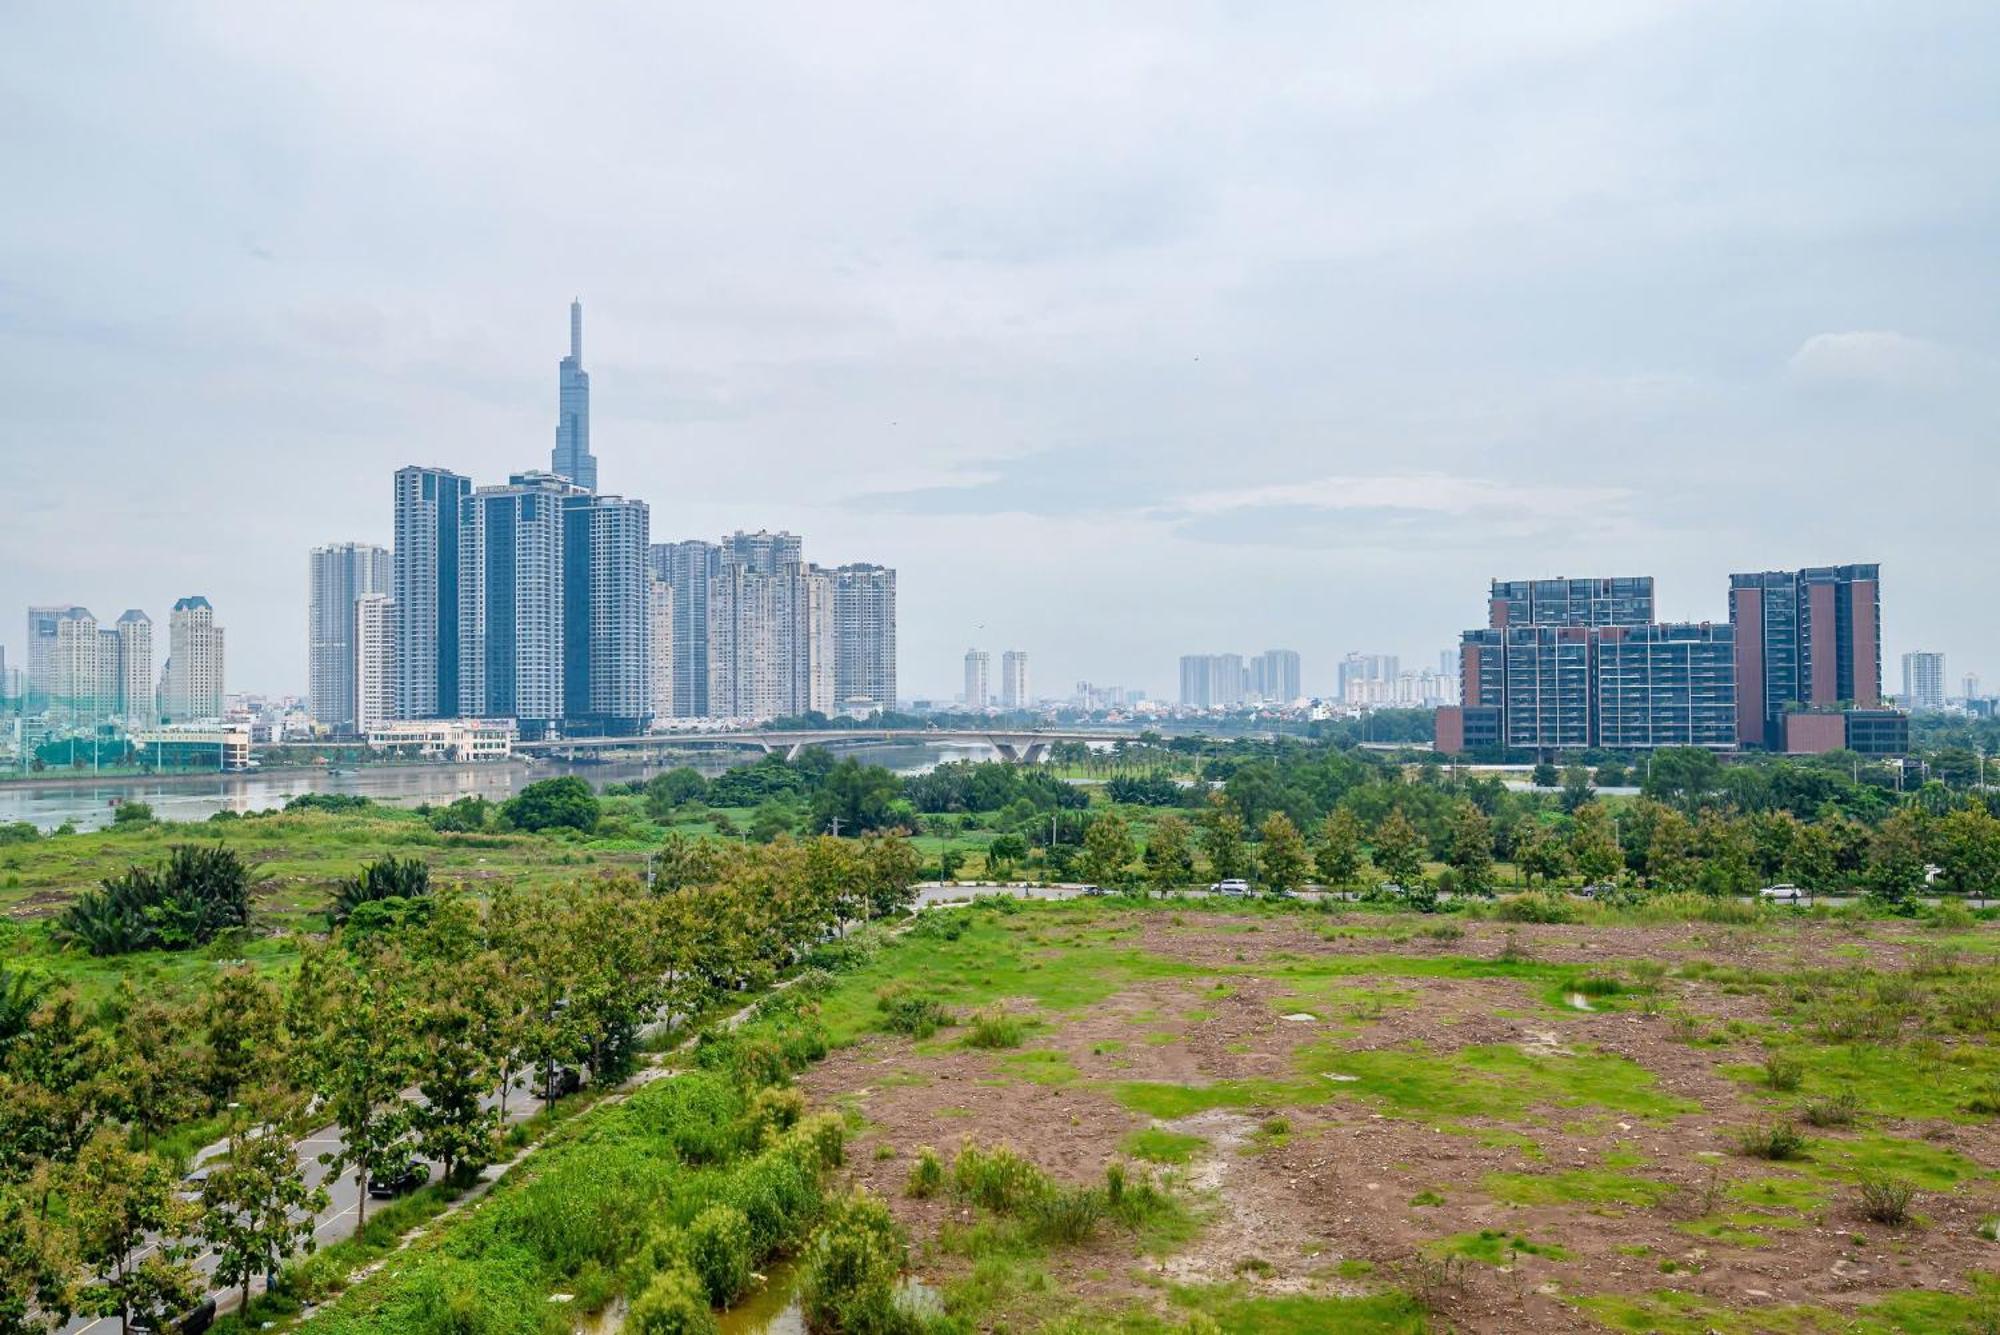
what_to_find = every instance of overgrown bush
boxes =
[1495,893,1575,925]
[1855,1172,1917,1225]
[330,854,432,926]
[906,1146,944,1199]
[1762,1052,1805,1092]
[1736,1120,1810,1161]
[799,1192,913,1335]
[1801,1090,1859,1127]
[684,1204,754,1306]
[54,844,250,955]
[876,986,955,1039]
[963,1009,1024,1050]
[628,1263,718,1335]
[951,1143,1048,1213]
[1026,1183,1105,1244]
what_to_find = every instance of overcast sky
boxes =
[3,2,1996,700]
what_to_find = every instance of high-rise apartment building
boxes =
[1901,651,1946,713]
[50,608,101,722]
[1000,651,1030,709]
[707,559,832,720]
[162,596,225,722]
[963,650,991,712]
[393,466,472,719]
[561,492,650,734]
[721,530,804,573]
[1594,624,1737,750]
[309,542,392,735]
[458,472,578,738]
[551,300,597,492]
[832,564,896,714]
[1488,576,1654,629]
[1178,653,1246,709]
[354,594,397,735]
[647,577,675,724]
[1249,649,1301,703]
[114,611,153,724]
[651,540,718,718]
[1728,565,1881,749]
[25,606,85,714]
[1337,653,1399,704]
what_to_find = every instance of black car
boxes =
[367,1160,432,1199]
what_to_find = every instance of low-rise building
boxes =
[363,718,516,761]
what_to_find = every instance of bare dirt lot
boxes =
[799,904,2000,1332]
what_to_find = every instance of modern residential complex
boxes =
[1336,652,1399,704]
[392,465,471,721]
[1178,653,1244,709]
[705,541,832,721]
[308,542,392,735]
[1439,568,1904,756]
[832,564,897,714]
[1248,649,1301,704]
[650,539,719,718]
[963,649,991,712]
[160,596,226,723]
[1000,650,1030,710]
[1902,650,1946,713]
[562,492,651,735]
[354,593,397,735]
[1728,565,1883,750]
[456,472,581,739]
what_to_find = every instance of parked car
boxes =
[368,1158,432,1200]
[545,1065,585,1100]
[1759,883,1805,903]
[1578,882,1617,899]
[1210,879,1251,897]
[1079,883,1106,897]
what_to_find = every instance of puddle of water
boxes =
[1280,1012,1317,1022]
[1321,1072,1359,1083]
[718,1264,805,1335]
[1564,992,1595,1011]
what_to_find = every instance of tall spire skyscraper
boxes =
[551,298,597,491]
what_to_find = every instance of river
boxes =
[0,741,997,832]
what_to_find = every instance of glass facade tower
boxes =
[551,299,597,492]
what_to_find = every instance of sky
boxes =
[2,2,1996,701]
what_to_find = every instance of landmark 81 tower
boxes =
[552,299,597,492]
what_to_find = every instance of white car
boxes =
[1758,883,1805,903]
[1211,879,1251,897]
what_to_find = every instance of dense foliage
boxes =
[52,845,250,956]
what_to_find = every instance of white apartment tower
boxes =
[648,576,675,725]
[114,611,153,724]
[964,649,991,711]
[354,594,398,735]
[562,492,651,734]
[832,564,897,714]
[1901,651,1946,713]
[162,596,225,722]
[1000,650,1029,709]
[309,542,392,735]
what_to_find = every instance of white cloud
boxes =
[1786,330,1963,390]
[1173,474,1631,520]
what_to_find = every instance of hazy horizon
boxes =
[4,4,1996,700]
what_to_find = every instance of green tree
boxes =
[859,833,923,920]
[63,1130,201,1333]
[1567,802,1623,886]
[1143,814,1195,896]
[1865,807,1927,911]
[1200,804,1246,882]
[1080,811,1137,887]
[1446,802,1495,897]
[1785,820,1842,902]
[200,1119,328,1318]
[643,767,710,820]
[1692,812,1756,897]
[1642,747,1722,812]
[500,776,600,832]
[290,943,412,1227]
[808,759,902,834]
[1371,808,1426,889]
[1558,765,1593,813]
[1515,821,1572,889]
[1314,809,1364,888]
[1530,761,1559,789]
[1935,804,2000,906]
[1257,812,1309,894]
[985,832,1028,876]
[0,1188,76,1335]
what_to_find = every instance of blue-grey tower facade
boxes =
[551,299,597,492]
[393,466,472,719]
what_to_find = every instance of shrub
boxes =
[1495,893,1575,925]
[1572,973,1626,998]
[1104,1160,1126,1206]
[906,1146,945,1199]
[1762,1053,1806,1092]
[876,987,954,1039]
[963,1009,1025,1050]
[1027,1184,1105,1245]
[1801,1090,1860,1128]
[744,1086,808,1144]
[1497,929,1535,963]
[799,1193,910,1335]
[628,1263,718,1335]
[1736,1121,1810,1161]
[1855,1172,1916,1226]
[330,855,432,926]
[684,1205,754,1307]
[55,844,250,955]
[951,1143,1048,1213]
[728,1141,826,1258]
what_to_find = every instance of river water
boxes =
[0,742,995,832]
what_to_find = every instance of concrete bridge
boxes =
[515,726,1280,765]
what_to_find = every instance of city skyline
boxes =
[4,7,1997,697]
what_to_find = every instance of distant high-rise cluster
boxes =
[21,605,160,724]
[1437,567,1904,756]
[1178,648,1302,708]
[1336,651,1456,708]
[963,649,990,712]
[302,306,899,738]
